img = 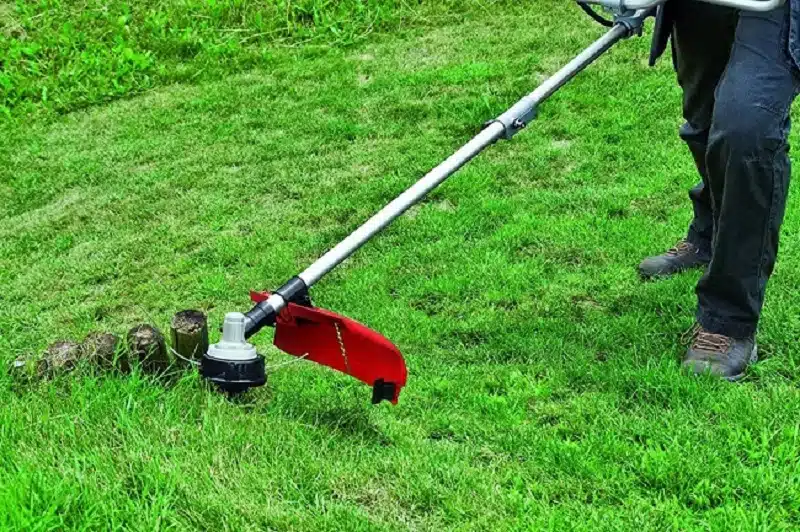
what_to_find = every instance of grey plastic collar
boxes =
[208,313,259,361]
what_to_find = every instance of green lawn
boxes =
[3,1,800,530]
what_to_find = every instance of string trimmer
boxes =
[199,0,784,403]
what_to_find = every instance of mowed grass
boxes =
[3,1,800,529]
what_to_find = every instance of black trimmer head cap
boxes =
[200,353,266,395]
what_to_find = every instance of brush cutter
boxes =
[200,0,785,403]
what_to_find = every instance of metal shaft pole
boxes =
[298,122,506,286]
[493,23,628,136]
[250,21,636,327]
[298,23,630,289]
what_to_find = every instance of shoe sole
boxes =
[725,344,758,382]
[638,261,709,280]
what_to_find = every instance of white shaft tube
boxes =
[297,23,631,289]
[298,122,505,287]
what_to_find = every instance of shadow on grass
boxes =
[306,406,393,447]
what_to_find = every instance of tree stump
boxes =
[170,310,208,366]
[127,325,170,374]
[81,332,125,371]
[41,340,82,376]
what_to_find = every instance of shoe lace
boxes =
[680,323,702,345]
[666,240,693,257]
[692,330,733,353]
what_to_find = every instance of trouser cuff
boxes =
[686,230,712,258]
[696,309,757,340]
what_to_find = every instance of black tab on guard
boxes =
[372,379,397,405]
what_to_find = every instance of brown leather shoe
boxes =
[638,239,711,279]
[682,327,757,381]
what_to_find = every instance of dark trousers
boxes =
[672,0,800,338]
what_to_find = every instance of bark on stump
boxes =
[81,332,125,371]
[41,340,82,376]
[127,325,170,374]
[170,310,208,366]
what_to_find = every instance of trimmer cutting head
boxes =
[200,312,266,395]
[200,294,408,404]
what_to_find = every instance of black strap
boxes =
[577,1,615,27]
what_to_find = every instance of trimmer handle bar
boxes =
[581,0,784,12]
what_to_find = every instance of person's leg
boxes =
[671,0,738,251]
[638,1,737,278]
[697,3,800,339]
[685,3,800,380]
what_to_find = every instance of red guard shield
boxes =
[250,292,407,404]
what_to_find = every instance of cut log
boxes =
[127,325,170,374]
[42,340,82,376]
[170,310,208,365]
[81,332,125,371]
